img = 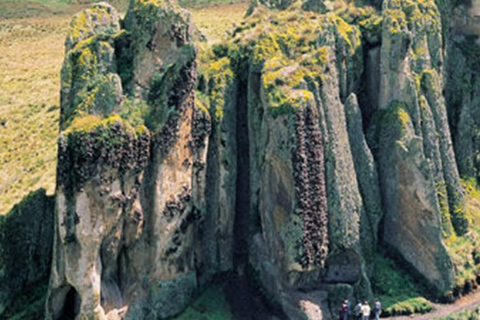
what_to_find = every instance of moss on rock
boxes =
[58,114,150,191]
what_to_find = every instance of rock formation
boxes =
[3,0,480,319]
[46,2,209,319]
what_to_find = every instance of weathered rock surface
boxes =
[374,0,465,294]
[46,2,210,319]
[446,0,480,184]
[453,0,480,35]
[211,8,378,318]
[1,0,478,319]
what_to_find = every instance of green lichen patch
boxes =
[335,2,383,44]
[61,21,125,129]
[202,6,363,117]
[205,57,234,120]
[124,0,192,63]
[387,0,440,30]
[436,181,455,239]
[383,0,442,71]
[143,44,197,132]
[379,101,412,145]
[66,2,121,50]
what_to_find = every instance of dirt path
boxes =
[389,289,480,319]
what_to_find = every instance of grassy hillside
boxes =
[0,0,247,19]
[0,0,247,215]
[0,16,66,215]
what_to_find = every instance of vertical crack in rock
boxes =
[233,72,251,270]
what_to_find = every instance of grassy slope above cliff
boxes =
[0,0,247,215]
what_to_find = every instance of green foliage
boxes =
[335,3,382,44]
[213,6,363,117]
[206,57,234,120]
[0,190,54,319]
[170,284,234,320]
[445,178,480,296]
[120,98,149,127]
[61,18,125,128]
[1,282,49,320]
[371,254,434,316]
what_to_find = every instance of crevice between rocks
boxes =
[233,63,251,272]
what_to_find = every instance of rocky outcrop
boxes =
[24,0,478,318]
[203,8,379,319]
[372,0,466,294]
[46,2,210,319]
[453,0,480,35]
[446,0,480,183]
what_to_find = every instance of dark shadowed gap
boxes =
[233,67,250,270]
[226,64,289,320]
[357,43,381,131]
[59,287,81,320]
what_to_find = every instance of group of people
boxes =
[339,299,382,320]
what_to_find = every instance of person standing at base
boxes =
[374,298,382,320]
[354,301,362,320]
[361,301,371,320]
[345,299,351,320]
[339,301,349,320]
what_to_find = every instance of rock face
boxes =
[374,0,464,293]
[447,0,480,183]
[17,0,479,319]
[453,0,480,35]
[46,2,210,319]
[211,7,378,319]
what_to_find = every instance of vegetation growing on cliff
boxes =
[5,0,480,318]
[371,254,434,316]
[172,284,234,320]
[445,179,480,296]
[58,114,150,191]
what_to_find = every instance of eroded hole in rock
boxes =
[59,286,81,320]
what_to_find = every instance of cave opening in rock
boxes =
[59,286,81,320]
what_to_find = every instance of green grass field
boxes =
[0,0,247,215]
